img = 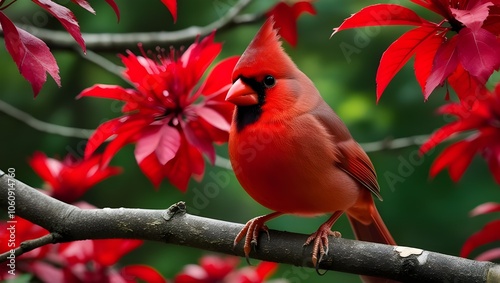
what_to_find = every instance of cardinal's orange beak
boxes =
[225,79,258,106]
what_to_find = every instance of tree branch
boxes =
[0,0,262,52]
[1,170,499,282]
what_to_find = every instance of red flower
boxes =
[265,1,316,46]
[78,32,239,191]
[173,255,279,283]
[0,217,50,281]
[29,151,121,203]
[333,0,500,101]
[420,83,500,184]
[461,202,500,261]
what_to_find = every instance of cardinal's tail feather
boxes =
[346,197,399,283]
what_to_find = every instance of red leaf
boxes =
[483,5,500,34]
[104,0,120,21]
[425,36,460,99]
[161,0,177,22]
[255,261,278,280]
[138,154,164,188]
[447,64,486,103]
[266,1,316,46]
[70,0,95,14]
[414,31,443,96]
[32,0,85,52]
[411,0,454,19]
[456,27,500,83]
[450,2,493,29]
[376,27,439,101]
[78,84,135,101]
[470,202,500,216]
[121,265,166,283]
[332,4,431,36]
[84,117,123,158]
[461,219,500,258]
[0,12,60,96]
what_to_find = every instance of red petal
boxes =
[102,123,141,167]
[194,106,230,131]
[332,4,431,36]
[255,261,278,280]
[456,27,500,83]
[70,0,95,14]
[77,84,136,101]
[470,202,500,216]
[0,12,60,96]
[201,56,240,97]
[29,151,61,190]
[425,36,459,99]
[32,0,85,52]
[414,32,443,96]
[376,27,439,101]
[161,0,177,22]
[135,124,181,165]
[200,255,239,279]
[84,117,123,158]
[93,239,142,266]
[461,219,500,258]
[121,265,166,283]
[104,0,120,21]
[138,154,164,188]
[183,120,216,164]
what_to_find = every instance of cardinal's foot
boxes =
[234,215,272,262]
[304,224,342,268]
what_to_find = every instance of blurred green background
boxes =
[1,0,499,282]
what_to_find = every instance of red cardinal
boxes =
[226,18,396,282]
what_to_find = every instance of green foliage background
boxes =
[1,1,499,282]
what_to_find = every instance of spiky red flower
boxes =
[79,33,239,191]
[29,151,121,203]
[173,255,279,283]
[420,83,500,184]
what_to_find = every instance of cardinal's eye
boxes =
[263,75,276,88]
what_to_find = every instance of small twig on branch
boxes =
[0,0,262,52]
[1,171,500,282]
[0,99,92,139]
[74,47,127,81]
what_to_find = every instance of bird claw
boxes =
[304,226,342,274]
[234,216,271,264]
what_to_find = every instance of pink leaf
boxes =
[450,2,493,29]
[425,36,460,99]
[161,0,177,22]
[0,12,60,96]
[332,4,431,36]
[470,202,500,216]
[70,0,95,14]
[32,0,85,52]
[456,27,500,83]
[376,27,439,101]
